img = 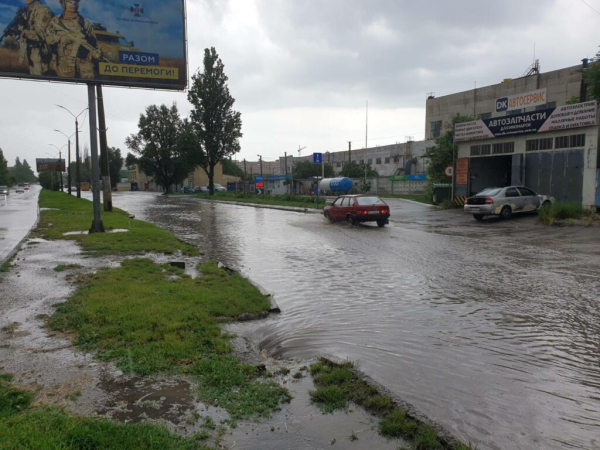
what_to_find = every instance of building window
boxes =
[555,134,585,149]
[526,138,553,151]
[367,159,372,164]
[336,162,341,168]
[394,155,400,163]
[360,159,364,164]
[376,158,382,165]
[536,102,557,111]
[492,142,515,154]
[470,144,491,156]
[430,120,442,139]
[479,112,492,120]
[384,157,390,164]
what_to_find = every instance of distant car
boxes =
[180,186,192,194]
[213,183,228,193]
[194,186,209,194]
[15,187,24,193]
[464,186,554,220]
[324,194,390,227]
[0,186,9,196]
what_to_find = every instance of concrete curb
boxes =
[193,198,322,214]
[382,197,440,208]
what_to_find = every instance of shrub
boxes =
[537,202,591,225]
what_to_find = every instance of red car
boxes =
[324,195,390,227]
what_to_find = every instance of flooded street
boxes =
[107,192,599,450]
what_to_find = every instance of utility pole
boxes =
[59,149,63,191]
[258,155,263,178]
[87,84,105,233]
[365,100,368,183]
[348,141,351,166]
[243,158,247,179]
[67,139,71,194]
[97,85,112,212]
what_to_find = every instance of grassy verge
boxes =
[0,374,210,449]
[379,194,433,205]
[191,192,326,209]
[537,202,593,225]
[36,191,197,256]
[48,258,291,419]
[309,358,473,450]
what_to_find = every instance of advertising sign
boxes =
[0,0,187,90]
[455,102,597,142]
[456,159,469,185]
[36,158,65,172]
[495,88,547,113]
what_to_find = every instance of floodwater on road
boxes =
[107,192,600,450]
[0,185,40,263]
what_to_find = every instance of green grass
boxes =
[48,258,290,419]
[36,191,197,256]
[54,264,83,272]
[0,374,33,418]
[309,358,471,450]
[192,192,326,209]
[537,202,593,225]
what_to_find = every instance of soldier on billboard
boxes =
[46,0,103,79]
[0,0,54,76]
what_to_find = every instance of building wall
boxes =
[234,160,279,176]
[278,140,435,177]
[456,125,599,207]
[426,65,583,139]
[190,164,240,187]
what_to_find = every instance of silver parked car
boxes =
[213,183,228,193]
[464,186,554,220]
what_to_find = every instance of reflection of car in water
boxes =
[91,24,138,62]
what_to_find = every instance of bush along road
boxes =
[0,191,475,450]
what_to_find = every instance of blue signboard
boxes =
[313,153,323,164]
[267,174,293,181]
[254,176,264,183]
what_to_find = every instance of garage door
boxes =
[525,150,583,202]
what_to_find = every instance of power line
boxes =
[579,0,600,16]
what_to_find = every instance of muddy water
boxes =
[111,193,600,450]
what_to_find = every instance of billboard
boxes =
[36,158,65,172]
[455,102,598,142]
[0,0,187,90]
[495,88,547,113]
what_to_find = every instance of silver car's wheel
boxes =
[500,206,512,220]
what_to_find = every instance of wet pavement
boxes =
[97,191,600,450]
[0,185,40,263]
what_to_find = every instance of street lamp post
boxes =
[47,147,65,192]
[54,130,75,195]
[57,105,88,198]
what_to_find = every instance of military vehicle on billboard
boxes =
[91,24,139,62]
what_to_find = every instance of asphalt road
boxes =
[0,185,40,264]
[95,191,599,450]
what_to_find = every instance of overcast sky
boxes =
[0,0,599,171]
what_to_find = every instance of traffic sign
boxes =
[444,166,453,178]
[313,153,323,164]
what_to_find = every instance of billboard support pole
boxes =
[87,84,105,233]
[97,84,112,212]
[59,149,63,192]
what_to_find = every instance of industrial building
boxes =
[426,61,599,207]
[277,139,435,178]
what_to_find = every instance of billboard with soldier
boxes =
[0,0,187,90]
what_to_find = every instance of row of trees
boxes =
[126,48,242,195]
[0,151,37,186]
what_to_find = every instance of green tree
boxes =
[125,153,138,168]
[10,158,37,184]
[188,47,243,195]
[126,104,193,194]
[584,61,600,101]
[425,114,474,183]
[222,158,244,178]
[39,172,59,190]
[338,161,378,178]
[108,147,124,188]
[0,149,10,185]
[293,160,335,179]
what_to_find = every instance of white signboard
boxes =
[495,88,547,113]
[537,101,597,132]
